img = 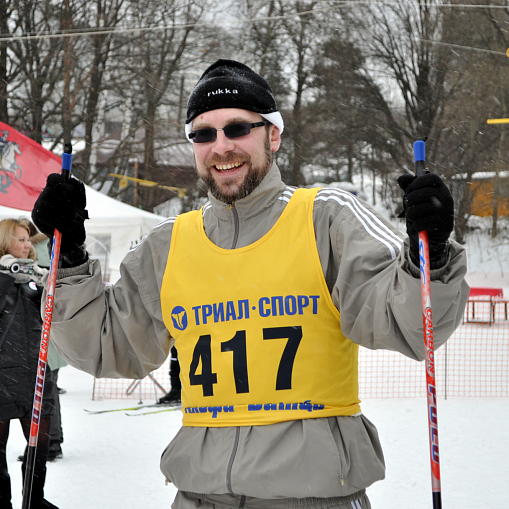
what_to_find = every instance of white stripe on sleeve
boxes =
[315,188,402,259]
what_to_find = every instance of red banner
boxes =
[0,121,61,211]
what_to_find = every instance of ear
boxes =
[269,125,281,152]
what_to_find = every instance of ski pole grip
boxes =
[62,143,73,181]
[413,140,426,177]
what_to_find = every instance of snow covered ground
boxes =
[6,367,509,508]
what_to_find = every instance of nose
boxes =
[211,130,235,154]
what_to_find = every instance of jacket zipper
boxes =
[226,206,241,502]
[226,426,241,494]
[229,205,239,249]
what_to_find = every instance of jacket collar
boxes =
[206,162,287,221]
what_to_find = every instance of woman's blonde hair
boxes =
[0,218,38,259]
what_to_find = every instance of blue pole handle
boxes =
[414,140,425,162]
[413,140,426,177]
[61,143,73,181]
[61,152,72,171]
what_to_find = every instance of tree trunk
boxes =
[31,83,44,144]
[347,140,354,182]
[79,38,109,183]
[0,0,9,123]
[143,99,157,179]
[288,52,306,186]
[492,129,504,238]
[61,0,73,147]
[454,178,473,245]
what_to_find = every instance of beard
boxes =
[197,131,273,204]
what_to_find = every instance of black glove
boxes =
[397,173,454,266]
[32,173,89,258]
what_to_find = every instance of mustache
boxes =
[206,153,250,167]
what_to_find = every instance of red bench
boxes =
[469,287,504,298]
[465,287,507,325]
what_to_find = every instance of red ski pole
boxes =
[413,139,442,509]
[22,143,73,509]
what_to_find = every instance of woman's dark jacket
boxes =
[0,266,55,420]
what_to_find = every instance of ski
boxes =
[126,404,182,416]
[84,402,179,414]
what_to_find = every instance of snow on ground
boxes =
[7,368,181,508]
[5,367,509,509]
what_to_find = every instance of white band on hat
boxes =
[260,112,284,134]
[185,111,284,142]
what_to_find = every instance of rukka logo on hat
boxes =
[207,88,238,97]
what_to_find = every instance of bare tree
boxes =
[310,21,399,186]
[74,0,126,181]
[95,0,219,208]
[429,4,509,242]
[7,0,64,143]
[481,4,509,237]
[0,0,25,124]
[235,0,288,97]
[61,0,74,145]
[349,0,460,169]
[276,1,327,186]
[344,0,504,238]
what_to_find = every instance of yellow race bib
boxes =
[161,188,360,426]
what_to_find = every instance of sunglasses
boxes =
[188,120,269,144]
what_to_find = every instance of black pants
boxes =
[170,346,181,391]
[0,417,51,476]
[49,370,63,447]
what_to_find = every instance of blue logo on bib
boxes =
[171,306,188,331]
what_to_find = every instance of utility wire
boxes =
[1,1,509,42]
[420,39,508,56]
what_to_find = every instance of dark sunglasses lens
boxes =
[191,122,255,143]
[192,128,217,143]
[224,122,251,139]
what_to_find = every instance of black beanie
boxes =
[185,59,284,137]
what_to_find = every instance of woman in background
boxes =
[0,218,58,509]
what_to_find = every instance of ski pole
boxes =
[413,139,442,509]
[22,143,73,509]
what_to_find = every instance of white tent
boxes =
[0,185,166,282]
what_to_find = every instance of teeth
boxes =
[216,162,242,171]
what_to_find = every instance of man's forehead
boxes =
[192,108,263,128]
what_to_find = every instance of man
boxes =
[32,59,469,509]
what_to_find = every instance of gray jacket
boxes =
[48,163,469,499]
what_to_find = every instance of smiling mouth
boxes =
[214,162,244,172]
